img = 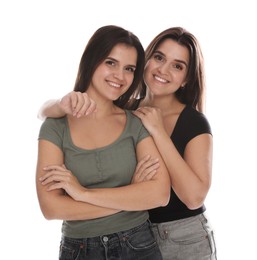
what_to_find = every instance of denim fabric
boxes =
[59,221,162,260]
[152,213,217,260]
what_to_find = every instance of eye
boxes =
[125,66,136,73]
[153,53,164,62]
[173,63,183,70]
[105,59,116,66]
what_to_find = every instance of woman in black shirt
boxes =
[133,27,217,260]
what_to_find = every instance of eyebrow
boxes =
[106,56,137,69]
[154,51,188,67]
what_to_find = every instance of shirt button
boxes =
[103,236,108,242]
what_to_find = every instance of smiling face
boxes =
[144,38,189,97]
[88,43,137,102]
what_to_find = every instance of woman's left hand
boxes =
[39,164,86,201]
[131,155,160,183]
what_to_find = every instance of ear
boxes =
[181,82,186,88]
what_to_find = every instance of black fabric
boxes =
[148,105,212,223]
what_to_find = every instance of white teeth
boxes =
[154,75,168,83]
[108,82,121,88]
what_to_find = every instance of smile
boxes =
[154,75,168,83]
[108,81,122,88]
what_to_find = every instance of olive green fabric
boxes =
[38,110,150,238]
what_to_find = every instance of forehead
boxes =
[108,43,137,65]
[156,39,189,64]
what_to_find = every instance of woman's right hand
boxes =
[131,155,160,183]
[60,91,97,118]
[40,164,87,202]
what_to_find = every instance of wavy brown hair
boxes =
[74,25,145,109]
[138,27,205,112]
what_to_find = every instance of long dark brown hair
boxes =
[138,27,205,112]
[73,25,145,109]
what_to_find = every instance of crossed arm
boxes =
[36,135,170,221]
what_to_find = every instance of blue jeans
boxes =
[152,213,217,260]
[59,221,162,260]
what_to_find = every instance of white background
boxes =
[1,0,256,259]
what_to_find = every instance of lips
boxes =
[154,75,169,83]
[107,81,122,88]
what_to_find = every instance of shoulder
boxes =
[125,110,150,143]
[125,110,144,126]
[39,117,67,142]
[43,117,66,126]
[182,106,212,134]
[174,106,212,147]
[40,117,66,132]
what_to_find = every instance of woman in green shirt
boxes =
[36,25,170,260]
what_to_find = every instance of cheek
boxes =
[172,70,187,84]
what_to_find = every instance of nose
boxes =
[158,62,169,74]
[113,68,124,80]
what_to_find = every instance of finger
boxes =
[133,109,145,116]
[72,92,84,116]
[132,110,140,119]
[43,165,68,172]
[136,158,159,180]
[40,170,68,184]
[46,182,65,191]
[140,162,160,179]
[85,99,97,116]
[40,174,61,185]
[137,107,149,114]
[144,170,157,181]
[132,108,148,119]
[76,94,93,118]
[61,164,67,170]
[137,158,159,173]
[65,92,77,114]
[69,91,77,109]
[142,106,155,112]
[40,167,69,183]
[134,155,151,172]
[139,160,160,179]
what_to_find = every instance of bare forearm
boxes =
[152,131,211,209]
[37,99,65,120]
[76,181,170,211]
[40,192,120,221]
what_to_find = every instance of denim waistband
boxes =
[61,220,150,246]
[152,213,209,240]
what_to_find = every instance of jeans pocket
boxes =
[125,222,157,251]
[59,237,81,260]
[158,216,211,245]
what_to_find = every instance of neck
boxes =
[86,89,122,118]
[142,91,183,114]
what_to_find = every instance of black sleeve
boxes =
[184,109,212,145]
[172,107,212,156]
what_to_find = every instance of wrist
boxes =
[56,99,67,116]
[76,187,90,203]
[151,128,168,141]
